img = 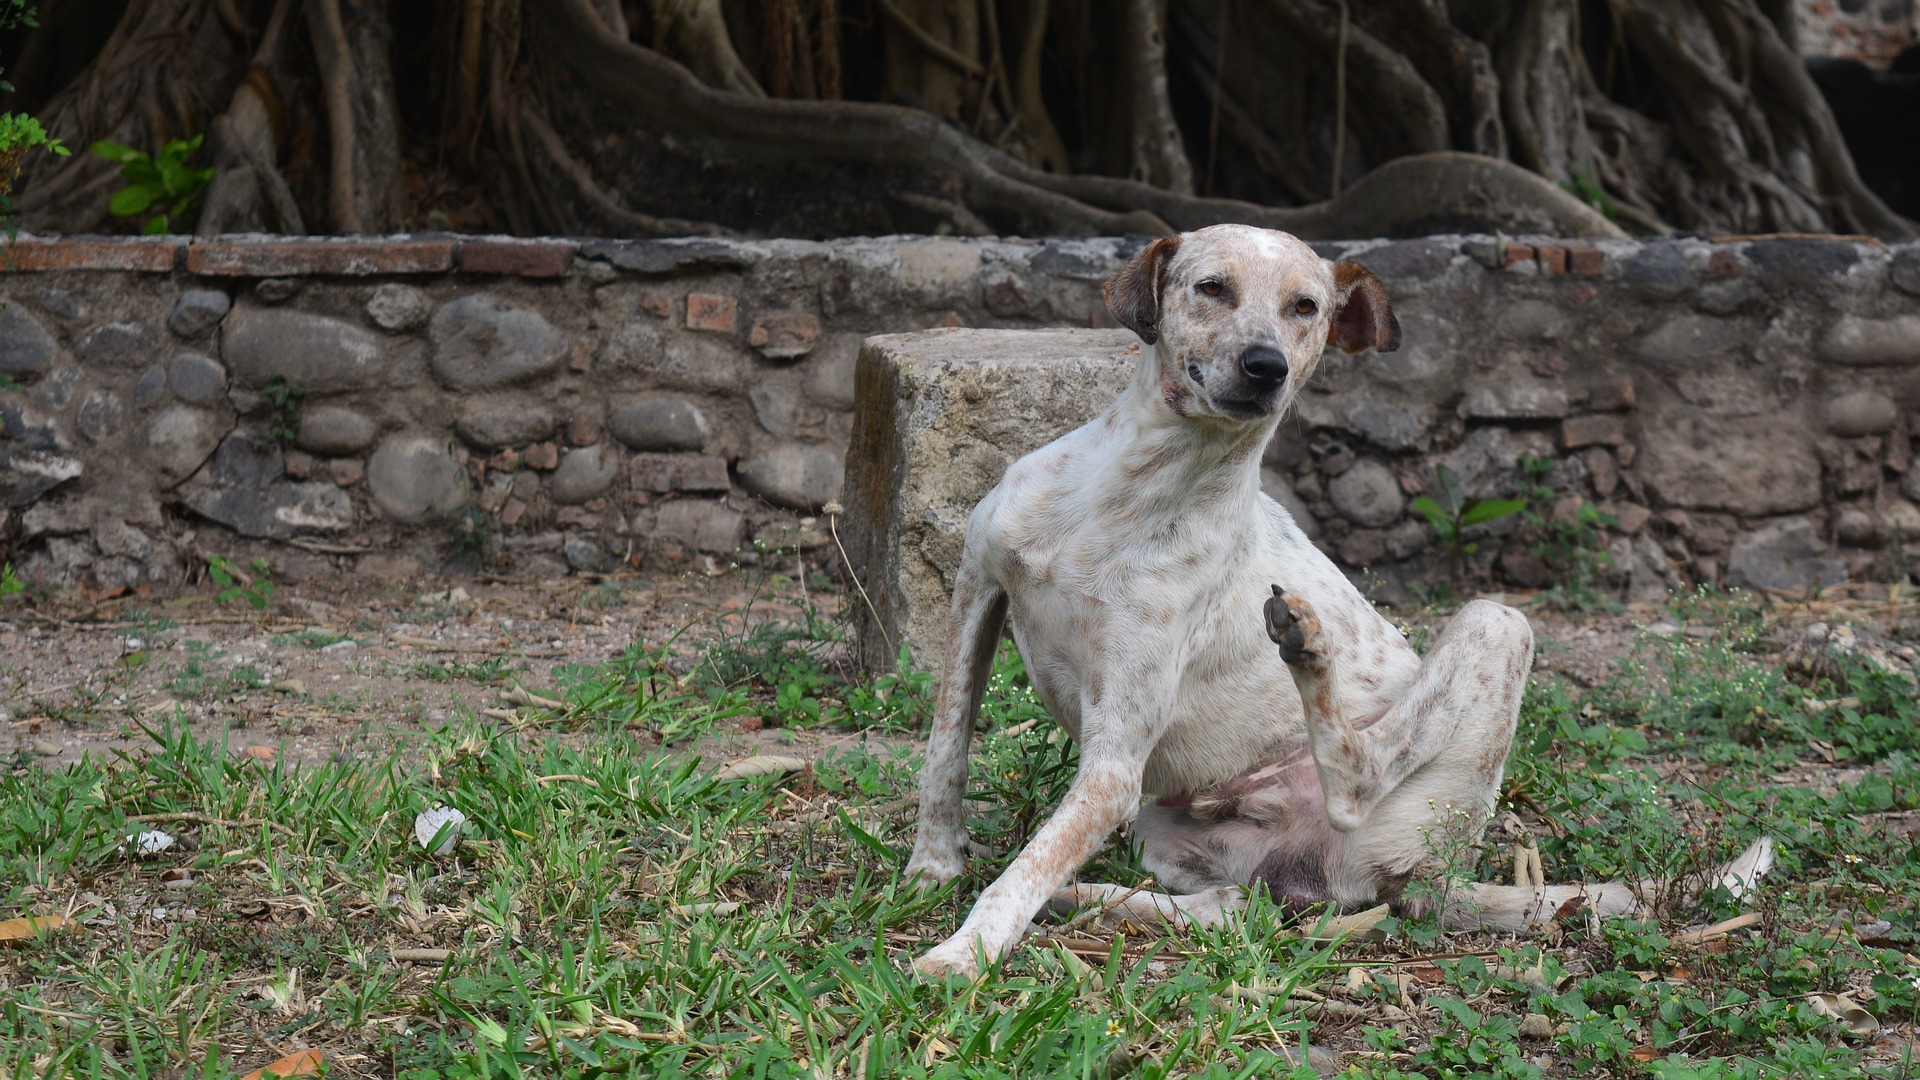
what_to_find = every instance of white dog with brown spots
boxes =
[903,224,1772,979]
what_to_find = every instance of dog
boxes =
[902,224,1772,979]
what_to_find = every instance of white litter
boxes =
[123,828,176,856]
[414,806,467,854]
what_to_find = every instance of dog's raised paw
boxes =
[1263,585,1319,665]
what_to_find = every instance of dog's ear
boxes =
[1103,236,1183,345]
[1328,261,1401,354]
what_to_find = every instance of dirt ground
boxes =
[2,570,1913,773]
[0,567,872,772]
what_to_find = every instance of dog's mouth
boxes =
[1209,392,1278,418]
[1187,361,1281,418]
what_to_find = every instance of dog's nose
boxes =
[1238,346,1289,387]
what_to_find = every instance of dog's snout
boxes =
[1238,346,1288,387]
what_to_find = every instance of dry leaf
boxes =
[504,686,565,710]
[243,745,276,762]
[0,916,79,945]
[1804,992,1880,1037]
[239,1048,324,1080]
[1296,903,1390,942]
[712,755,808,781]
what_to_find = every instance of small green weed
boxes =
[207,555,275,613]
[1515,456,1619,612]
[90,134,213,234]
[0,1,69,236]
[1560,167,1617,221]
[263,374,305,444]
[165,641,268,700]
[1411,463,1526,595]
[411,658,516,685]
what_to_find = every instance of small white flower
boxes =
[414,806,467,855]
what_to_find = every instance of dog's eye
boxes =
[1198,280,1224,297]
[1294,297,1317,316]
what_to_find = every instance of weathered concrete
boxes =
[842,328,1139,673]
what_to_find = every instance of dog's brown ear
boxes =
[1103,236,1183,345]
[1328,261,1400,354]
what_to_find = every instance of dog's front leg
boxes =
[903,566,1008,885]
[912,749,1149,979]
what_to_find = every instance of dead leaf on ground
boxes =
[239,1049,324,1080]
[1296,903,1391,942]
[503,686,565,710]
[712,755,809,781]
[0,916,80,945]
[1804,992,1880,1037]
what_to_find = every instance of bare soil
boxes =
[0,568,868,772]
[3,573,1912,774]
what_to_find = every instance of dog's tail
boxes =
[1432,836,1775,932]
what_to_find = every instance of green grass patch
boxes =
[1,591,1916,1077]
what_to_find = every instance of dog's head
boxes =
[1103,224,1399,422]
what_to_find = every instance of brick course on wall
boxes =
[2,231,1918,602]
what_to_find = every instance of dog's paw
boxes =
[1263,585,1320,666]
[909,939,984,981]
[902,848,967,889]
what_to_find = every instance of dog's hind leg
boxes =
[1047,881,1247,930]
[1264,587,1773,929]
[1263,589,1533,837]
[1434,836,1776,932]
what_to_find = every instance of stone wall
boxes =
[0,233,1136,587]
[1795,0,1917,68]
[2,233,1918,617]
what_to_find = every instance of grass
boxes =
[0,589,1917,1078]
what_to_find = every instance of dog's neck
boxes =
[1098,344,1276,517]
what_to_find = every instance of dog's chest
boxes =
[988,493,1263,730]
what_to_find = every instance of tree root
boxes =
[17,0,245,234]
[10,0,1908,241]
[540,0,1624,238]
[200,0,305,235]
[516,104,733,237]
